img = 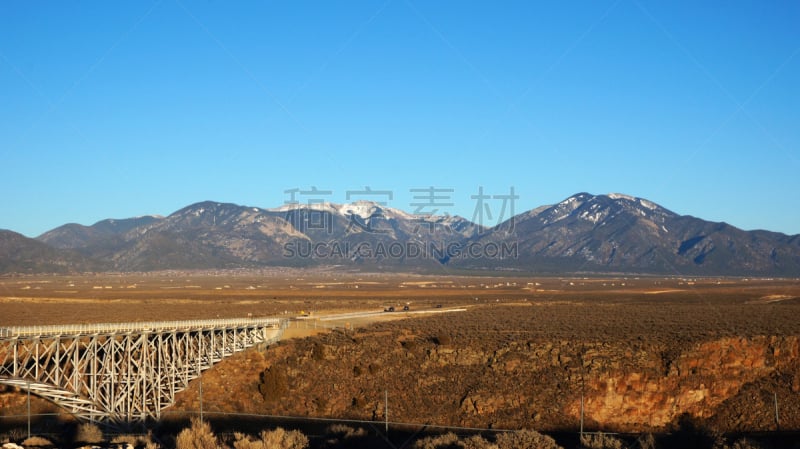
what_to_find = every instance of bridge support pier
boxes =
[0,318,286,423]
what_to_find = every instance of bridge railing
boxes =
[0,317,285,338]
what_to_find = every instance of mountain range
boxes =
[2,193,799,276]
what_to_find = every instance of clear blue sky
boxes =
[2,1,798,237]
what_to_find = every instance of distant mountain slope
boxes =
[110,200,482,271]
[37,215,163,249]
[457,193,800,275]
[27,200,482,272]
[2,194,797,275]
[0,230,99,273]
[107,201,307,270]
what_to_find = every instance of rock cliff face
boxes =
[573,336,800,429]
[179,324,800,433]
[3,306,799,434]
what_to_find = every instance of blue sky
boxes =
[1,1,798,237]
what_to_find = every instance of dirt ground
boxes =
[2,270,798,326]
[2,270,800,439]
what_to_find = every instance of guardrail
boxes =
[0,317,285,338]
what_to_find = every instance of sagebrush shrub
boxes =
[434,333,452,346]
[74,422,103,444]
[461,434,497,449]
[414,432,498,449]
[175,418,217,449]
[637,433,656,449]
[580,432,623,449]
[259,366,288,401]
[110,434,138,445]
[2,428,26,442]
[728,438,762,449]
[260,427,309,449]
[325,424,366,439]
[21,436,54,447]
[414,432,460,449]
[495,429,563,449]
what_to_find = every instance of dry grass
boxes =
[324,424,366,440]
[74,422,103,444]
[3,272,797,326]
[495,429,563,449]
[0,428,26,443]
[232,428,308,449]
[20,436,54,447]
[258,366,289,401]
[412,431,565,449]
[715,437,764,449]
[175,418,217,449]
[414,433,470,449]
[2,272,799,445]
[110,432,161,449]
[580,432,624,449]
[636,433,656,449]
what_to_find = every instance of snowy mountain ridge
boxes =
[10,193,800,275]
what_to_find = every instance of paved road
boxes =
[298,307,467,322]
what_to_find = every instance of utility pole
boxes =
[385,389,389,434]
[199,376,203,422]
[579,348,585,439]
[198,356,203,423]
[27,380,31,439]
[580,393,584,438]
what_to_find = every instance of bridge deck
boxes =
[1,316,287,423]
[0,317,284,338]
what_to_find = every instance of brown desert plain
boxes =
[1,269,800,448]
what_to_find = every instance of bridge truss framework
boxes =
[0,318,286,423]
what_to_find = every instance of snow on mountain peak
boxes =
[341,200,418,220]
[542,194,589,224]
[638,199,658,210]
[602,193,676,221]
[270,202,337,213]
[269,200,415,221]
[339,201,381,220]
[607,193,636,201]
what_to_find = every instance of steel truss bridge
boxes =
[0,317,287,423]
